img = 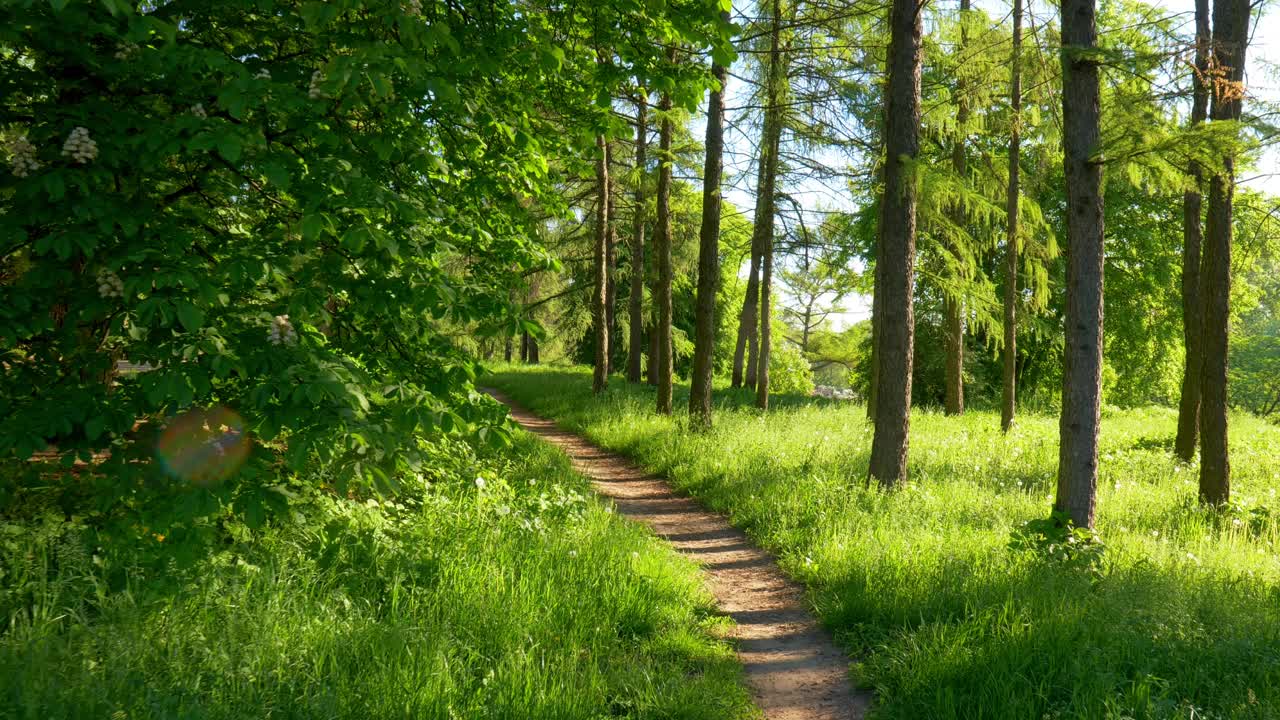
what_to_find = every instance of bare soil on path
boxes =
[486,389,872,720]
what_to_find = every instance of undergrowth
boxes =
[0,429,755,719]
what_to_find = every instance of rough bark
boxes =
[1198,0,1248,505]
[867,0,922,489]
[732,249,761,387]
[690,44,729,427]
[754,0,786,410]
[655,91,675,415]
[944,0,971,417]
[521,330,529,363]
[628,93,648,383]
[1054,0,1105,529]
[605,144,618,375]
[1001,0,1023,433]
[592,133,610,395]
[1174,0,1210,462]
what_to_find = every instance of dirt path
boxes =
[487,389,872,720]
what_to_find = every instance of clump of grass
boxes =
[489,365,1280,720]
[0,431,755,720]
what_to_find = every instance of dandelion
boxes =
[267,314,297,345]
[474,476,486,489]
[60,127,98,164]
[496,504,510,516]
[528,478,536,486]
[308,70,327,100]
[96,270,124,299]
[5,134,40,177]
[568,550,577,558]
[190,103,208,119]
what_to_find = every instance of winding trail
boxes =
[486,389,871,720]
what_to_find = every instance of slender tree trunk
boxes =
[868,255,881,420]
[1054,0,1105,529]
[655,90,675,414]
[521,330,530,362]
[732,252,761,387]
[691,36,730,427]
[529,335,539,364]
[1175,0,1210,462]
[1001,0,1023,433]
[605,143,618,375]
[628,93,648,383]
[1198,0,1248,505]
[867,0,923,488]
[592,133,610,395]
[944,0,971,417]
[749,0,787,402]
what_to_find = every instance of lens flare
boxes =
[156,406,250,484]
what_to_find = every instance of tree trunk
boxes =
[732,252,760,388]
[1198,0,1248,505]
[505,334,513,362]
[691,36,729,427]
[1001,0,1023,433]
[1054,0,1105,529]
[868,254,881,420]
[521,330,530,362]
[592,133,610,395]
[605,143,618,375]
[655,90,675,415]
[754,0,787,410]
[867,0,922,488]
[529,335,540,364]
[1174,0,1210,462]
[628,93,648,383]
[944,0,971,417]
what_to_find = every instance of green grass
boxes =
[487,364,1280,720]
[0,430,756,720]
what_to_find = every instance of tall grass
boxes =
[0,431,755,719]
[489,365,1280,720]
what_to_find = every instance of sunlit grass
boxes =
[0,431,756,720]
[489,364,1280,720]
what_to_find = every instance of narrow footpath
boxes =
[486,389,872,720]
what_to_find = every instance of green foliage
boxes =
[767,340,815,396]
[0,430,755,719]
[492,366,1280,720]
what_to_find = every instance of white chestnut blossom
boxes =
[5,135,41,178]
[308,70,328,100]
[96,270,124,299]
[60,127,98,164]
[254,68,272,80]
[404,0,422,15]
[114,42,140,61]
[190,103,208,119]
[267,314,297,345]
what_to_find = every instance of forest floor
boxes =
[488,387,872,720]
[487,364,1280,720]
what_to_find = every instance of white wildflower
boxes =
[190,103,208,119]
[5,135,40,177]
[528,478,536,486]
[568,550,577,558]
[474,476,486,489]
[496,504,510,516]
[96,270,124,299]
[60,127,98,164]
[630,551,639,559]
[308,70,328,100]
[1186,552,1199,563]
[267,314,297,346]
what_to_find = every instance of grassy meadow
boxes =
[487,364,1280,720]
[0,430,755,720]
